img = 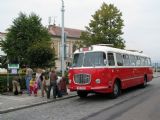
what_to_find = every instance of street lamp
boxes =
[61,0,65,76]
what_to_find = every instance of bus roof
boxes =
[74,45,149,58]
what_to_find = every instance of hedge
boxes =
[0,74,26,93]
[0,71,69,93]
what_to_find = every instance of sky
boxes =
[0,0,160,62]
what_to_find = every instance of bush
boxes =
[0,76,7,93]
[0,74,26,93]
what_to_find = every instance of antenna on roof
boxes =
[126,49,143,53]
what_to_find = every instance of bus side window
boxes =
[123,54,130,66]
[148,58,151,66]
[136,56,141,66]
[140,57,145,66]
[107,53,115,66]
[116,53,123,66]
[144,58,148,66]
[129,55,136,66]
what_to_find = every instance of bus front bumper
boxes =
[69,86,112,93]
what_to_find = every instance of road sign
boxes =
[8,64,19,69]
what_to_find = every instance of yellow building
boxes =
[48,25,83,70]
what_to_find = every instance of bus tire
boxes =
[77,91,88,98]
[109,80,121,99]
[141,76,147,88]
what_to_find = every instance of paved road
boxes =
[81,79,160,120]
[0,77,160,120]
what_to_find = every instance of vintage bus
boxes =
[68,45,153,98]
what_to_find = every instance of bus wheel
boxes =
[141,76,147,88]
[77,91,88,98]
[109,81,121,99]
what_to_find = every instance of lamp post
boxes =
[61,0,65,76]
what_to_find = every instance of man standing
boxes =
[47,69,60,99]
[25,65,33,95]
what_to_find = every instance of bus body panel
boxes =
[69,66,153,94]
[69,45,153,95]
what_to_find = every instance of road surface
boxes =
[0,77,160,120]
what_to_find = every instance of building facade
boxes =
[0,26,83,70]
[48,25,83,70]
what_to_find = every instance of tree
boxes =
[80,3,125,49]
[27,41,55,68]
[0,56,7,69]
[1,12,55,67]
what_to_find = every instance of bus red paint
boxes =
[68,45,153,98]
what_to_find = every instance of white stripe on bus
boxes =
[122,76,144,82]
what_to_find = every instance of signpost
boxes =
[7,64,19,91]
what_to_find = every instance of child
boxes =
[29,74,38,96]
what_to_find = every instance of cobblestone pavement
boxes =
[0,89,77,114]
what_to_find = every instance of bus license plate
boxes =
[77,86,86,90]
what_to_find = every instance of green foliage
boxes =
[1,12,54,67]
[27,41,55,68]
[0,76,7,93]
[0,74,26,93]
[80,3,125,49]
[0,56,7,69]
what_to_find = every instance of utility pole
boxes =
[61,0,65,76]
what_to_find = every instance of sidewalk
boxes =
[0,89,77,114]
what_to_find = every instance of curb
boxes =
[0,94,77,114]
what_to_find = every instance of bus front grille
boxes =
[74,74,91,84]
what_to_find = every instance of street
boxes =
[0,77,160,120]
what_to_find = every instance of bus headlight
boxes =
[95,79,101,84]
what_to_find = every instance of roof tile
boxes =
[48,25,83,38]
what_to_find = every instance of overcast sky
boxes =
[0,0,160,61]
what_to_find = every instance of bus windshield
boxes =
[72,53,84,67]
[72,52,106,67]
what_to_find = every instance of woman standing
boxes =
[40,72,48,97]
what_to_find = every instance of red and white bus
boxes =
[68,45,153,98]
